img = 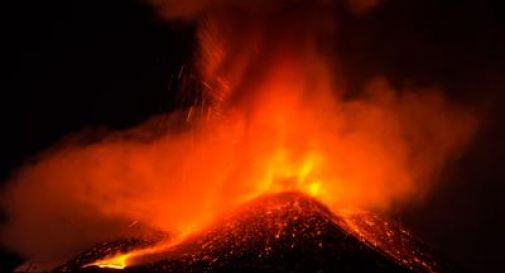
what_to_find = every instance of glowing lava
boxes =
[68,193,442,273]
[2,0,477,271]
[88,256,127,270]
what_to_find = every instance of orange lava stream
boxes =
[83,232,192,270]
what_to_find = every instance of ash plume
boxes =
[1,0,477,269]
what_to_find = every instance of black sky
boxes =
[2,0,505,272]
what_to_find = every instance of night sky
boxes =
[2,0,505,272]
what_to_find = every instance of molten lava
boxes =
[1,0,477,271]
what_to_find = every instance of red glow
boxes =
[1,0,477,270]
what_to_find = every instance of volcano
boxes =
[48,192,453,273]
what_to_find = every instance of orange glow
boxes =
[1,0,477,270]
[88,255,128,270]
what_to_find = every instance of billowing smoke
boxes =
[1,0,476,269]
[151,0,384,19]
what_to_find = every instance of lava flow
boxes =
[2,0,477,272]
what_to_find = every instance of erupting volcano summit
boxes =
[2,1,478,273]
[55,193,451,273]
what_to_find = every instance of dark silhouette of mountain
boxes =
[53,192,456,273]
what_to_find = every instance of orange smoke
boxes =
[1,0,476,269]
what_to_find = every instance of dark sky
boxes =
[2,0,505,272]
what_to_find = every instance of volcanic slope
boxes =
[55,192,454,273]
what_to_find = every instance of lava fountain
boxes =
[2,0,476,272]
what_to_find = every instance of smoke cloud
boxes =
[1,0,476,269]
[151,0,384,19]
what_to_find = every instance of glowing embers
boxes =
[76,193,443,273]
[337,211,441,273]
[83,192,333,270]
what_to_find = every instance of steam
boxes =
[1,0,476,269]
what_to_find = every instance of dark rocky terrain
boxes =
[48,192,456,273]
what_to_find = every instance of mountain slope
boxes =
[54,192,452,273]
